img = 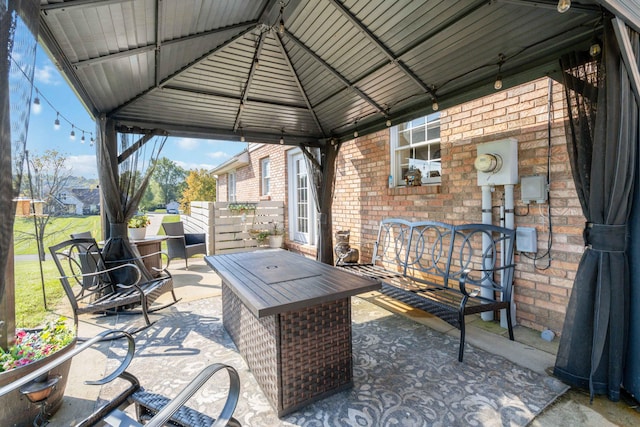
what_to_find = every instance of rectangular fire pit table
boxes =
[205,249,380,417]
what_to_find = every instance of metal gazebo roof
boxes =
[38,0,637,146]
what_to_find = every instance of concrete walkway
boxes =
[47,257,639,426]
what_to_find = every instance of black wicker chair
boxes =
[162,222,207,270]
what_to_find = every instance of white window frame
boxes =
[228,171,236,202]
[287,148,316,245]
[261,157,270,196]
[390,113,441,186]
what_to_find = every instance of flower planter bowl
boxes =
[129,227,147,240]
[268,234,283,248]
[0,338,77,427]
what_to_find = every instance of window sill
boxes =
[388,185,441,196]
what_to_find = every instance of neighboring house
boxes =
[57,188,100,215]
[212,77,582,336]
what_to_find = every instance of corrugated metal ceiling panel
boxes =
[38,0,615,142]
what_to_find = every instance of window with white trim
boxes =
[228,171,236,202]
[390,112,441,186]
[261,157,270,196]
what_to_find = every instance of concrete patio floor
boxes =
[47,256,640,426]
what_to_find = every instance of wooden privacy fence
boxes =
[182,201,285,255]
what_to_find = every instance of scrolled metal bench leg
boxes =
[458,310,466,363]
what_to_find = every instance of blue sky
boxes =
[27,46,246,179]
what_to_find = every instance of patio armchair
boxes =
[0,330,241,427]
[162,222,207,269]
[49,238,179,332]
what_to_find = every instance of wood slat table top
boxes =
[205,249,380,317]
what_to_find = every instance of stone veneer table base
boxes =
[221,285,353,417]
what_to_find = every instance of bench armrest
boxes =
[458,264,516,297]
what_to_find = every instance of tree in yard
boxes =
[181,169,216,214]
[20,149,72,261]
[152,157,186,206]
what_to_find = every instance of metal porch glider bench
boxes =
[337,218,516,361]
[49,238,179,332]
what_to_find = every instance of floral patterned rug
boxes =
[99,296,567,426]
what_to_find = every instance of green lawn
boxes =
[13,260,65,328]
[13,215,102,255]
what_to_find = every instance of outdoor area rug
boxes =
[99,296,568,426]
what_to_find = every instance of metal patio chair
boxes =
[0,330,241,427]
[49,238,179,332]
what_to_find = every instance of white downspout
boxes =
[481,185,494,321]
[502,184,516,328]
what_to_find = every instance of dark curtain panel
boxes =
[302,143,340,264]
[0,0,38,348]
[96,117,165,283]
[554,20,638,401]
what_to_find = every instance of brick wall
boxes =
[333,78,584,334]
[216,144,290,203]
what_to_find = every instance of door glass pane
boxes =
[296,159,308,234]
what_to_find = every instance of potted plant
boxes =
[128,213,150,240]
[267,223,284,248]
[0,317,76,426]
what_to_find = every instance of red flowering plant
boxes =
[0,317,75,373]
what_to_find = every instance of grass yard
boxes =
[13,215,102,255]
[13,260,66,328]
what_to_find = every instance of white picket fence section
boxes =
[181,200,285,255]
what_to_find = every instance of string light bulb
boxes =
[90,136,95,147]
[54,112,60,130]
[280,129,285,145]
[589,35,601,57]
[557,0,570,13]
[32,94,42,114]
[81,131,86,143]
[494,54,505,90]
[70,125,76,141]
[353,120,359,138]
[279,1,285,34]
[386,118,392,127]
[431,98,439,111]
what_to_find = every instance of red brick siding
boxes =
[333,78,584,334]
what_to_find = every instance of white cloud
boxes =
[175,161,217,172]
[67,155,97,178]
[207,151,230,159]
[175,138,200,150]
[34,65,61,85]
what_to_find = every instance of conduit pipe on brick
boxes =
[481,185,495,322]
[502,184,516,328]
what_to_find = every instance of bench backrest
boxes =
[371,218,413,273]
[372,219,516,296]
[448,224,516,297]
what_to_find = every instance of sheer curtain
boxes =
[554,19,638,401]
[96,117,166,283]
[0,0,38,349]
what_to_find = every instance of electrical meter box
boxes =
[475,138,518,186]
